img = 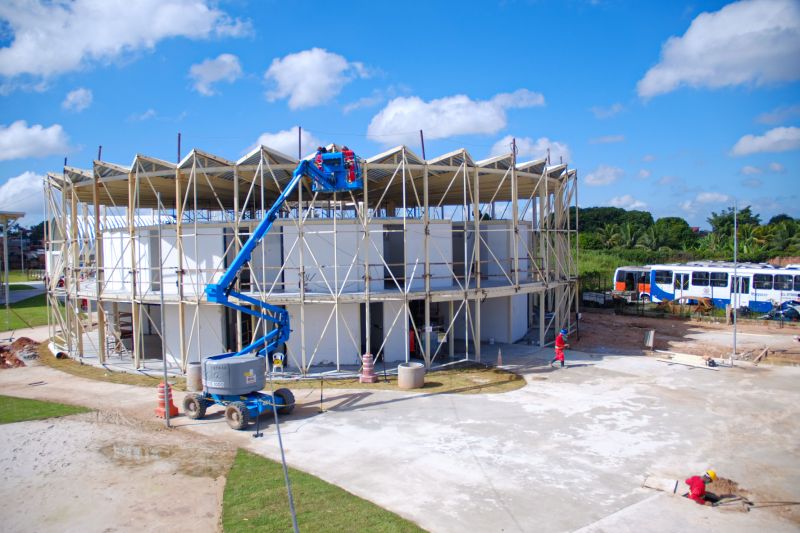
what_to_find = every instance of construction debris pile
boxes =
[0,338,39,369]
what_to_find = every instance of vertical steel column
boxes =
[128,171,142,368]
[62,183,72,355]
[538,174,546,348]
[70,184,83,358]
[472,164,481,363]
[423,162,431,367]
[297,160,307,373]
[362,162,371,359]
[233,165,242,352]
[175,167,187,370]
[333,191,340,370]
[401,153,409,363]
[92,166,106,363]
[555,176,566,334]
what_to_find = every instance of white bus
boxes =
[648,261,800,313]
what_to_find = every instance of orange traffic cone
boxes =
[155,382,179,418]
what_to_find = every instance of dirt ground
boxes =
[0,408,235,533]
[0,337,38,368]
[574,310,800,363]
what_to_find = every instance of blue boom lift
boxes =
[182,147,363,429]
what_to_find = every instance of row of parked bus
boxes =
[612,261,800,313]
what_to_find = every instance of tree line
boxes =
[571,206,799,263]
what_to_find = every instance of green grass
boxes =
[5,270,32,283]
[8,284,36,291]
[0,293,50,331]
[269,364,525,395]
[223,449,424,533]
[0,394,90,424]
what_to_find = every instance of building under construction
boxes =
[44,143,578,374]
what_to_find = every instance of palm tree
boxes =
[696,233,726,255]
[597,223,620,249]
[766,220,797,251]
[617,222,638,248]
[636,226,669,251]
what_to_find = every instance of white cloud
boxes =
[769,161,786,172]
[368,90,545,145]
[740,165,763,175]
[0,0,251,79]
[681,192,734,215]
[0,171,45,222]
[489,135,571,164]
[129,109,157,121]
[609,194,647,210]
[730,126,800,156]
[696,192,731,203]
[642,154,656,162]
[61,87,92,112]
[657,175,678,185]
[0,120,69,160]
[343,85,409,114]
[584,165,623,186]
[490,89,546,108]
[757,104,800,124]
[742,177,763,188]
[638,169,651,179]
[265,48,368,110]
[343,92,386,114]
[590,103,623,119]
[589,134,625,144]
[637,0,800,98]
[189,53,242,96]
[253,127,322,158]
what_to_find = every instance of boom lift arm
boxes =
[205,148,362,359]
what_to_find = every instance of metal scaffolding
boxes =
[44,143,578,375]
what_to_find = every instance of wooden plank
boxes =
[753,347,769,365]
[656,358,719,371]
[643,476,680,494]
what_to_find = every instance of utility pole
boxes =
[731,201,737,367]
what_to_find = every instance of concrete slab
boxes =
[0,348,798,532]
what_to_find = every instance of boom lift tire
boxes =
[274,388,295,415]
[225,401,250,430]
[183,393,207,420]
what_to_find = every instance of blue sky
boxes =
[0,0,798,228]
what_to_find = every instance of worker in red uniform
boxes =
[342,146,356,183]
[684,470,718,505]
[550,328,569,368]
[314,146,326,169]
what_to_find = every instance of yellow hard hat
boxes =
[705,470,717,482]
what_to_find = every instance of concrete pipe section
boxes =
[397,362,425,390]
[186,362,203,392]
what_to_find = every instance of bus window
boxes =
[674,273,689,290]
[691,271,710,286]
[654,270,672,284]
[795,275,800,291]
[774,274,792,291]
[732,276,750,294]
[710,272,728,287]
[615,270,637,291]
[753,274,773,290]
